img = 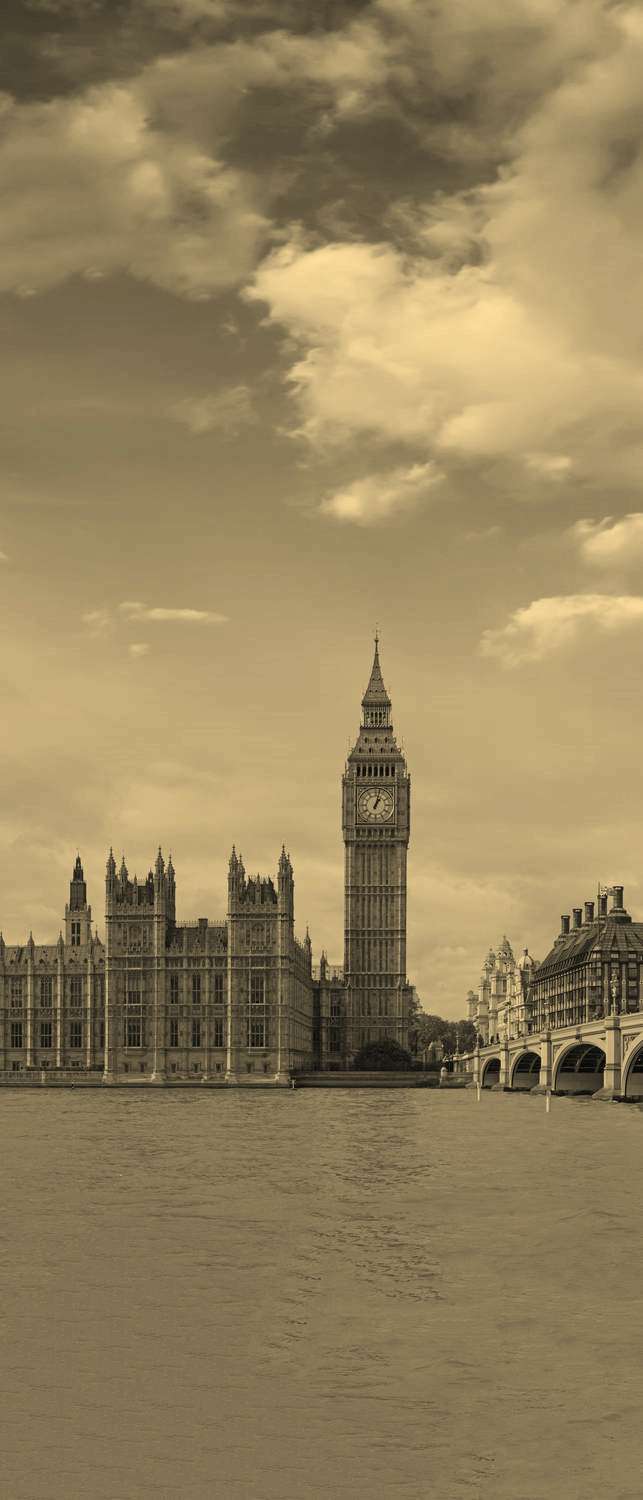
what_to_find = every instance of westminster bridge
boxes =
[456,1012,643,1100]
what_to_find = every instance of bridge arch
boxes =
[481,1056,501,1088]
[622,1040,643,1099]
[553,1042,605,1095]
[510,1050,541,1090]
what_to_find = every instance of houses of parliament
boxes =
[0,644,415,1084]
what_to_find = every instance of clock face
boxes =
[358,786,394,823]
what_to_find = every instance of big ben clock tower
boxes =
[342,638,411,1059]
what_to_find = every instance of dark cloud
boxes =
[4,0,372,100]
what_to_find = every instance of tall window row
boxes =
[168,971,226,1004]
[5,975,105,1007]
[248,972,266,1049]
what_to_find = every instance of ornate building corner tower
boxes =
[65,855,92,948]
[342,638,412,1060]
[225,847,313,1086]
[103,848,175,1085]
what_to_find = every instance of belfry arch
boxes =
[553,1042,605,1095]
[510,1050,540,1090]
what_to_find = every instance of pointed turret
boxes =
[359,636,393,730]
[119,854,128,883]
[155,846,165,878]
[362,634,391,710]
[67,853,93,943]
[228,846,244,909]
[69,852,87,911]
[277,844,294,916]
[106,848,116,879]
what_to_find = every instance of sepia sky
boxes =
[4,0,643,1013]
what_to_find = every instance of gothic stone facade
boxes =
[0,644,415,1084]
[341,638,413,1059]
[1,849,313,1083]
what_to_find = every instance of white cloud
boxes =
[525,453,572,481]
[128,642,151,659]
[0,550,8,562]
[480,593,643,668]
[246,6,643,490]
[319,462,443,528]
[0,77,268,299]
[118,602,228,624]
[319,461,441,525]
[249,236,580,456]
[572,514,643,567]
[82,604,228,636]
[82,609,111,636]
[171,384,255,435]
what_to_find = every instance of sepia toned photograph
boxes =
[1,1,642,1497]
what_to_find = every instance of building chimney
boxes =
[599,892,608,918]
[573,908,583,929]
[561,914,570,935]
[611,885,624,912]
[584,901,595,924]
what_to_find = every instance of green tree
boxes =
[414,1013,448,1050]
[455,1020,478,1053]
[414,1014,478,1056]
[353,1038,414,1071]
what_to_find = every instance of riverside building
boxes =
[0,642,416,1085]
[459,885,643,1099]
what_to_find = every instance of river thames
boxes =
[1,1088,641,1500]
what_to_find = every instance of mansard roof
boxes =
[536,915,643,980]
[2,938,104,964]
[4,944,58,964]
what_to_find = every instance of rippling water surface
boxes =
[2,1089,642,1500]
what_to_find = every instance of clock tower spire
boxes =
[342,638,411,1061]
[361,634,392,727]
